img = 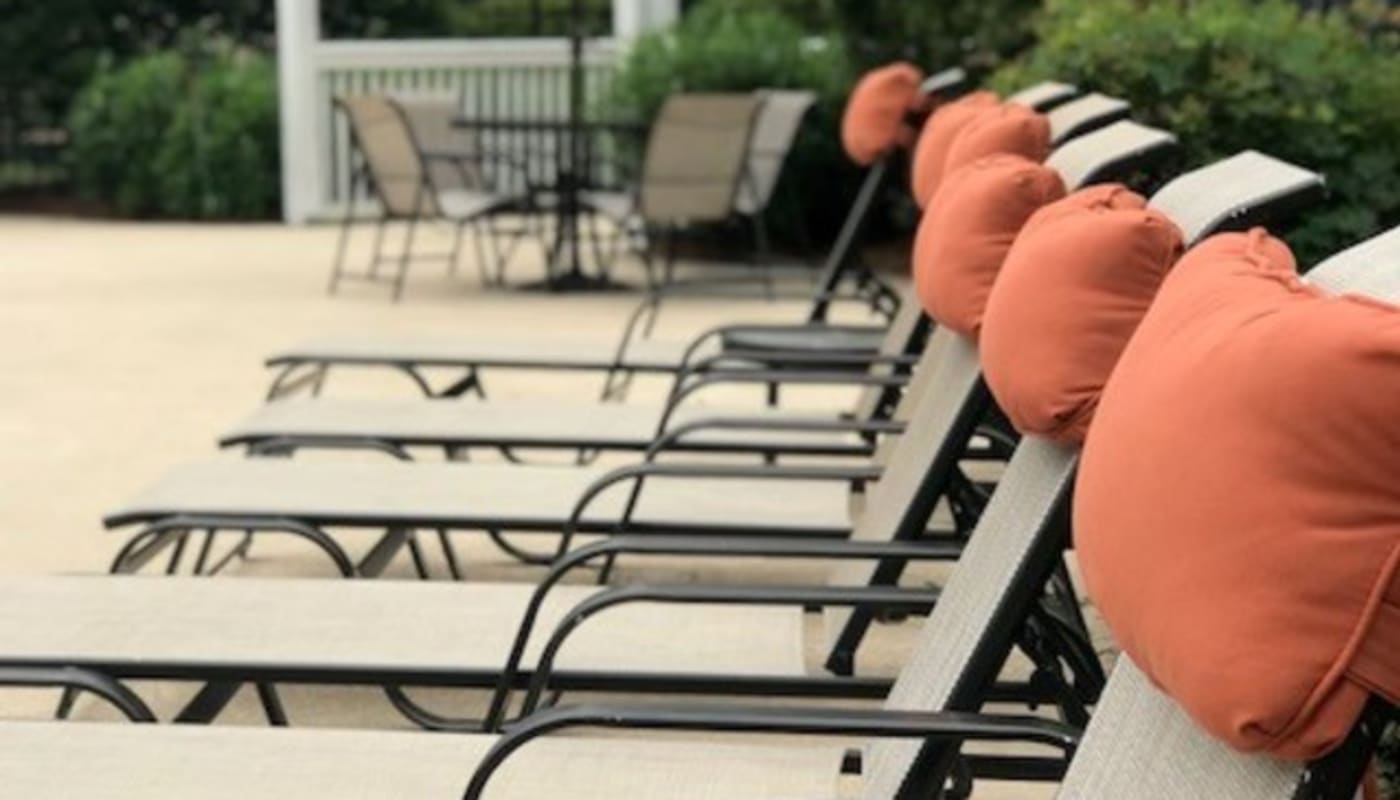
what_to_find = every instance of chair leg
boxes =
[750,214,776,301]
[328,198,358,296]
[584,210,610,279]
[639,225,659,291]
[486,214,515,286]
[368,216,389,279]
[662,226,680,288]
[470,220,493,286]
[393,218,418,302]
[448,220,467,278]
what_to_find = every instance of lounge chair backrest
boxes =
[1058,658,1304,799]
[863,438,1080,798]
[639,93,764,224]
[1046,120,1176,189]
[395,97,485,194]
[850,290,932,429]
[337,95,439,218]
[1006,80,1079,111]
[734,89,818,215]
[1147,150,1323,245]
[919,67,968,98]
[1045,92,1132,145]
[1305,224,1400,296]
[823,330,988,656]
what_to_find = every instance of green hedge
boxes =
[992,0,1400,265]
[604,2,857,249]
[67,40,279,219]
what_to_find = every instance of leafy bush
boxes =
[683,0,1041,75]
[604,3,857,249]
[992,0,1400,264]
[68,37,278,219]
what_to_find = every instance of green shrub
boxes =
[604,3,857,249]
[68,38,279,219]
[687,0,1040,75]
[992,0,1400,265]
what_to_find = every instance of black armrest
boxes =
[520,583,939,718]
[464,704,1078,798]
[479,535,961,730]
[0,666,156,723]
[558,461,880,550]
[648,415,902,458]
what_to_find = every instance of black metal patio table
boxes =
[452,115,645,291]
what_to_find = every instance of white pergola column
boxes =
[277,0,322,224]
[612,0,680,42]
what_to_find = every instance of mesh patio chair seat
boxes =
[573,92,764,289]
[261,78,1081,405]
[237,119,1174,464]
[582,89,820,288]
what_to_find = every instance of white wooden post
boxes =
[612,0,680,42]
[277,0,322,224]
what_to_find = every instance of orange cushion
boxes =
[979,185,1183,443]
[1076,229,1400,760]
[909,91,1000,208]
[913,155,1067,337]
[840,62,925,166]
[943,104,1052,179]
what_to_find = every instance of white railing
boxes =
[276,0,676,223]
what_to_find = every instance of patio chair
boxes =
[326,95,528,301]
[225,120,1177,465]
[398,97,540,287]
[577,92,765,289]
[260,73,1062,404]
[102,150,1322,589]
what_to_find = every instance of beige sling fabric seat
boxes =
[105,458,854,536]
[222,396,872,457]
[0,576,806,677]
[0,722,844,800]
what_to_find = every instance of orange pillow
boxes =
[909,91,1000,208]
[1077,229,1400,760]
[840,62,925,166]
[913,155,1067,337]
[979,185,1183,443]
[943,104,1052,179]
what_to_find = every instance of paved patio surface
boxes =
[0,216,1070,797]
